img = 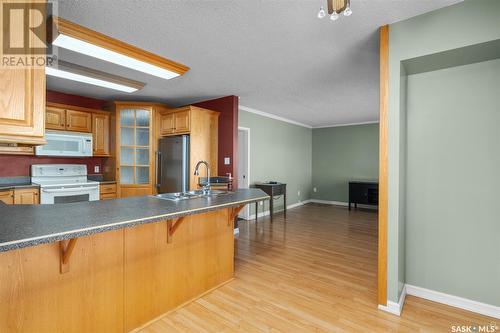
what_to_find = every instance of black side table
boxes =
[254,183,286,222]
[348,180,379,210]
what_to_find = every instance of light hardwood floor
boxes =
[139,204,495,333]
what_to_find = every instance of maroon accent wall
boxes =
[194,96,239,188]
[0,156,105,177]
[46,90,107,109]
[0,91,108,178]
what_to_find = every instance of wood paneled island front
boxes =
[0,189,268,332]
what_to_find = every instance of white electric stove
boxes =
[31,164,100,204]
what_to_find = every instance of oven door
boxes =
[40,184,100,204]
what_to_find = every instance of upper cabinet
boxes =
[45,103,110,156]
[45,107,66,130]
[92,113,110,156]
[0,67,46,145]
[159,108,190,136]
[66,110,92,132]
[46,106,91,132]
[158,106,219,190]
[0,1,46,147]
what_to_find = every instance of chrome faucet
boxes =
[194,160,211,193]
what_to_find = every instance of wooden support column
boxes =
[378,24,389,306]
[60,238,78,273]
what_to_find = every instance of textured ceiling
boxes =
[49,0,461,127]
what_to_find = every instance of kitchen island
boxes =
[0,189,268,332]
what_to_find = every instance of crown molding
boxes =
[239,105,312,128]
[313,120,379,129]
[239,105,379,129]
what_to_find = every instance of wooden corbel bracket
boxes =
[228,205,245,227]
[60,238,78,274]
[167,217,186,243]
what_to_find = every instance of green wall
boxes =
[311,124,379,202]
[238,110,312,213]
[388,0,500,303]
[405,59,500,306]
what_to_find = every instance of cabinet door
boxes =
[0,67,45,144]
[117,107,152,197]
[46,107,66,130]
[174,111,190,133]
[14,188,39,205]
[0,190,14,204]
[92,113,110,156]
[159,113,174,136]
[66,110,92,132]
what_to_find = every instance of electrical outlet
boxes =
[224,157,230,165]
[94,165,100,173]
[297,190,301,196]
[313,187,317,193]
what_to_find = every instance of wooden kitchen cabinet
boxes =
[159,112,175,136]
[173,110,190,133]
[45,107,66,130]
[92,113,110,156]
[158,106,219,190]
[0,67,46,145]
[45,103,111,156]
[159,108,191,136]
[0,190,14,205]
[66,110,92,132]
[45,106,92,133]
[14,188,39,205]
[100,183,117,200]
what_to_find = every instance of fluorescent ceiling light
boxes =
[46,60,145,93]
[51,17,189,80]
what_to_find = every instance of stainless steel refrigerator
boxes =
[156,135,190,193]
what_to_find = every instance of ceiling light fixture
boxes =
[46,60,145,93]
[50,17,189,80]
[317,0,352,21]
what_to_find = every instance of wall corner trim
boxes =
[378,285,407,316]
[239,105,312,129]
[405,284,500,319]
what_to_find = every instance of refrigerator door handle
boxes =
[155,151,162,189]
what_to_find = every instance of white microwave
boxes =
[35,130,93,157]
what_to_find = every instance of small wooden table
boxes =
[254,183,286,222]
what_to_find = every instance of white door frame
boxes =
[238,126,251,219]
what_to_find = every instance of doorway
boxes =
[237,127,250,219]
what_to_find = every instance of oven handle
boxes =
[42,186,99,193]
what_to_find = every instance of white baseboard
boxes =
[378,285,407,316]
[405,284,500,319]
[242,199,312,221]
[309,199,378,210]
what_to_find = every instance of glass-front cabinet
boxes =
[115,103,154,198]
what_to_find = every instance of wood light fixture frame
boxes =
[49,16,190,79]
[378,25,389,306]
[48,60,146,92]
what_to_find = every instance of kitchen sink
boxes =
[153,190,232,201]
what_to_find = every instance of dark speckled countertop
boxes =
[0,189,268,252]
[0,183,39,190]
